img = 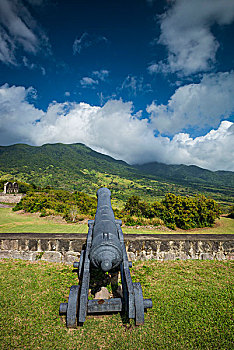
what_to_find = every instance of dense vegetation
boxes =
[124,194,221,229]
[13,189,97,222]
[135,161,234,188]
[228,205,234,219]
[0,143,233,209]
[13,189,221,230]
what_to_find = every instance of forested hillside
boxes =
[134,162,234,188]
[0,143,233,207]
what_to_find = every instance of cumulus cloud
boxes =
[0,83,233,171]
[150,0,234,76]
[0,0,51,65]
[73,32,108,55]
[80,77,99,88]
[147,71,234,134]
[167,121,234,171]
[0,84,44,144]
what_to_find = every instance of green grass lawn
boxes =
[0,259,233,350]
[0,208,87,233]
[0,207,234,234]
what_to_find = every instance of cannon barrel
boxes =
[89,188,123,272]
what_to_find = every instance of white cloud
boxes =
[118,75,152,97]
[147,71,234,134]
[80,77,99,88]
[167,121,234,171]
[151,0,234,75]
[64,91,70,97]
[80,70,109,90]
[0,84,44,144]
[0,0,51,65]
[41,66,46,75]
[22,56,46,75]
[120,76,142,96]
[92,70,109,81]
[22,56,36,70]
[73,32,108,55]
[0,83,233,171]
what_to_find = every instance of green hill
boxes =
[134,162,234,188]
[0,143,233,207]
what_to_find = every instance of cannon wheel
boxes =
[66,285,79,328]
[133,282,144,325]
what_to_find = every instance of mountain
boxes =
[0,143,233,207]
[0,143,133,177]
[134,162,234,188]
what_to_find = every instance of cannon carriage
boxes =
[59,187,152,328]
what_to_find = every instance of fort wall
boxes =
[0,233,233,264]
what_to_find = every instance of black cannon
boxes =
[59,187,152,327]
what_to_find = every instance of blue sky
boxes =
[0,0,234,171]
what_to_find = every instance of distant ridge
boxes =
[133,162,234,188]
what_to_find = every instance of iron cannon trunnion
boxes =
[59,187,152,327]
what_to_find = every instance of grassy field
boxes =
[0,207,87,233]
[0,207,234,234]
[0,259,233,350]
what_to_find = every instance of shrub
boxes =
[124,195,154,218]
[123,215,164,227]
[122,193,221,230]
[149,217,164,227]
[124,215,143,226]
[13,189,221,230]
[227,205,234,219]
[152,193,221,230]
[13,189,96,222]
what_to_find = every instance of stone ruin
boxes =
[3,182,19,194]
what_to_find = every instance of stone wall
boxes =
[0,233,233,264]
[0,193,25,203]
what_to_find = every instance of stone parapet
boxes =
[0,233,233,264]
